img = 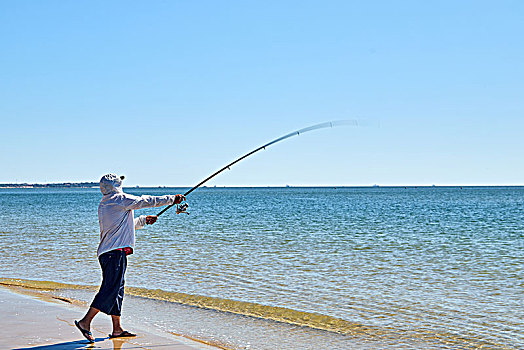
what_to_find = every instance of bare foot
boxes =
[109,330,136,338]
[75,320,95,343]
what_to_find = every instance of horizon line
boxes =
[1,182,524,188]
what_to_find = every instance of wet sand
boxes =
[0,287,220,350]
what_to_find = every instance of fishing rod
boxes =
[157,120,358,216]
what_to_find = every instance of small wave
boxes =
[125,286,369,335]
[0,278,365,335]
[0,278,96,291]
[1,278,517,349]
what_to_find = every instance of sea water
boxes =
[0,187,522,349]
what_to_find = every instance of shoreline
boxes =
[0,285,224,350]
[0,278,358,335]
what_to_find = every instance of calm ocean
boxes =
[0,187,522,349]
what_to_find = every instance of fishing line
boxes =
[157,120,359,216]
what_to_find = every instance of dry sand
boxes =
[0,286,221,350]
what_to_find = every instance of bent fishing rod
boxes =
[156,120,358,216]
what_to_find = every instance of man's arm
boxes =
[134,215,157,229]
[134,215,147,230]
[123,194,185,211]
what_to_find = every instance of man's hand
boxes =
[174,194,186,204]
[146,215,157,225]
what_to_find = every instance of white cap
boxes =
[99,174,124,195]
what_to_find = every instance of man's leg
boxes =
[91,251,125,314]
[76,250,123,341]
[78,306,100,331]
[111,315,124,336]
[75,306,99,342]
[108,254,130,337]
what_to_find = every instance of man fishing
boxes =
[75,174,184,343]
[73,121,351,343]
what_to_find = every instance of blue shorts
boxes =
[91,249,127,316]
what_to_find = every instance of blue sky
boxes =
[1,1,522,186]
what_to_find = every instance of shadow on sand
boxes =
[13,337,173,350]
[13,337,104,350]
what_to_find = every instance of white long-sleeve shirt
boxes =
[97,191,177,257]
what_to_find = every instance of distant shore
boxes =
[0,182,99,188]
[1,183,522,189]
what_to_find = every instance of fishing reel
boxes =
[176,201,189,215]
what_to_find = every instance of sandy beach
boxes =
[0,286,220,350]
